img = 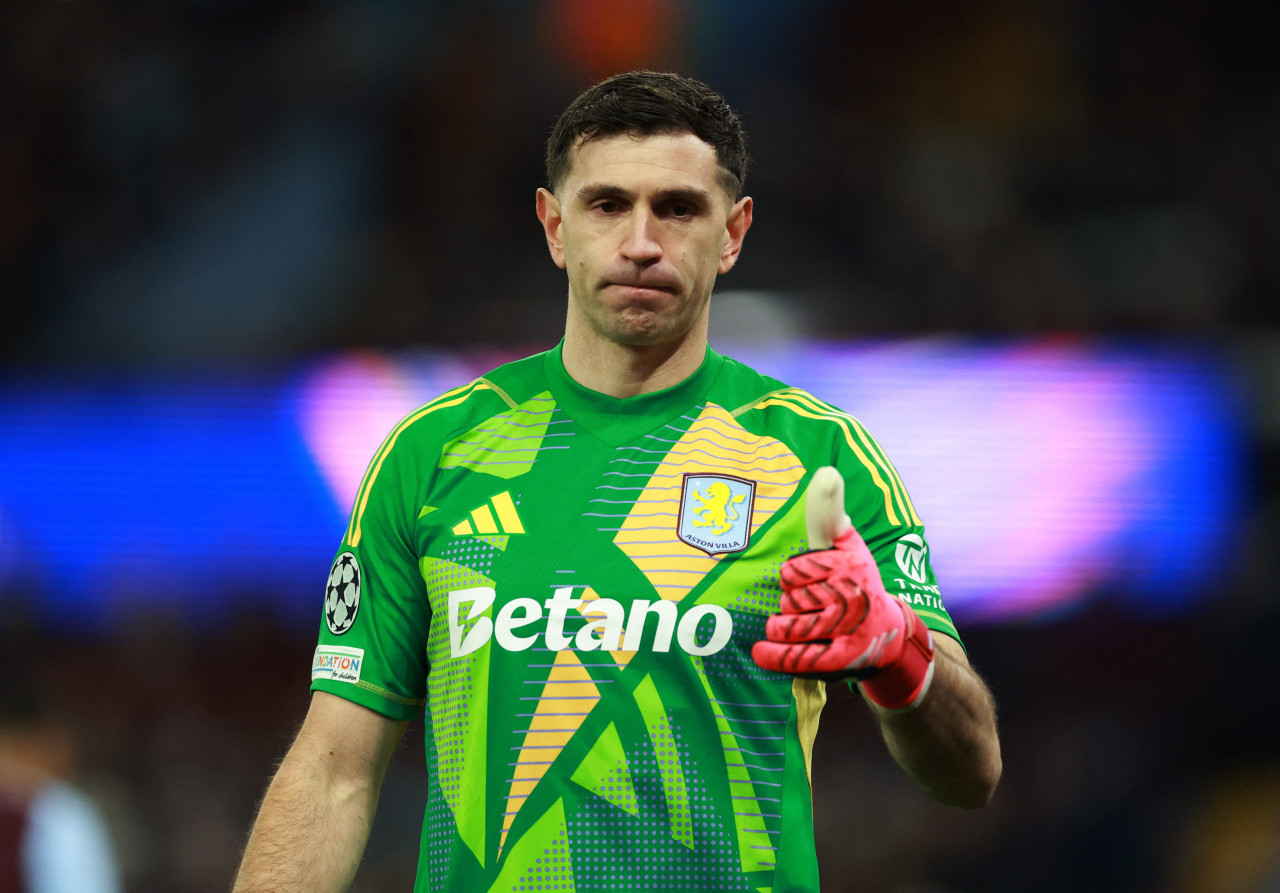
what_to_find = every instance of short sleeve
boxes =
[829,419,963,647]
[310,423,432,721]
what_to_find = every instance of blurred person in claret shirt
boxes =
[0,652,121,893]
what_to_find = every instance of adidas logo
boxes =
[452,491,525,536]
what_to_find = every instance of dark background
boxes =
[2,1,1279,890]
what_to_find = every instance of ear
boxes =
[718,196,753,274]
[536,187,567,269]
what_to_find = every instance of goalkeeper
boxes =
[234,71,1000,893]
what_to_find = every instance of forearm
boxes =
[751,469,1001,809]
[233,694,405,893]
[233,743,380,893]
[868,640,1001,809]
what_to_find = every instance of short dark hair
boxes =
[546,71,749,200]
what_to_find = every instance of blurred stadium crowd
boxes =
[2,1,1279,891]
[3,0,1278,359]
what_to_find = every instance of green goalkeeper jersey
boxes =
[310,343,959,893]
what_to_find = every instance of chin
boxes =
[605,318,686,348]
[580,296,702,348]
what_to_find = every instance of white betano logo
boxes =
[447,587,734,658]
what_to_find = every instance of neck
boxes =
[561,318,709,399]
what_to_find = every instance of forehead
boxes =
[564,132,729,202]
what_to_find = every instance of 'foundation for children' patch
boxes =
[312,645,364,683]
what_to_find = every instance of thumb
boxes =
[805,466,852,550]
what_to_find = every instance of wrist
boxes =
[860,601,936,711]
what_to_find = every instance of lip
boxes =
[606,283,676,298]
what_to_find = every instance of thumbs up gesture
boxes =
[751,467,936,711]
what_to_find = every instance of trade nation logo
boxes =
[895,533,929,583]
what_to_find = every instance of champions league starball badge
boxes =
[325,552,362,635]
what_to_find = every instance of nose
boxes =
[620,208,662,264]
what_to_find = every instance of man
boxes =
[1,677,123,893]
[0,754,122,893]
[234,71,1000,892]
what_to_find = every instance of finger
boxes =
[765,599,843,642]
[750,638,790,672]
[752,635,883,679]
[752,639,847,676]
[779,548,844,590]
[773,584,870,634]
[805,466,851,551]
[778,580,831,614]
[822,625,902,676]
[827,530,891,601]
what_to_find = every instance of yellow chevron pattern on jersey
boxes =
[344,377,517,547]
[452,491,526,536]
[613,403,805,602]
[499,648,601,855]
[741,389,921,527]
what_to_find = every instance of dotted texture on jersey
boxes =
[633,674,693,849]
[693,650,789,875]
[567,718,756,892]
[570,722,639,817]
[484,797,575,893]
[438,535,503,575]
[421,556,494,867]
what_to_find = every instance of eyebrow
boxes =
[575,184,715,207]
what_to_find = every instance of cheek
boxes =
[686,245,717,282]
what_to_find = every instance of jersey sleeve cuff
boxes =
[923,619,965,653]
[310,678,425,723]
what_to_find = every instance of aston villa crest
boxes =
[678,473,756,555]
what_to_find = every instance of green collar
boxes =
[543,341,726,446]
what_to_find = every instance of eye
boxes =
[664,200,703,220]
[594,200,622,214]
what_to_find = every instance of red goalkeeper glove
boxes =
[751,467,936,711]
